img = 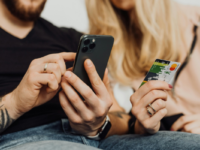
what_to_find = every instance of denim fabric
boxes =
[100,132,200,150]
[1,119,200,150]
[8,140,100,150]
[0,119,99,150]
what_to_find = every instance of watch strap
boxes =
[128,112,136,134]
[87,115,111,140]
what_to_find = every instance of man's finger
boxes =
[103,68,109,85]
[59,91,82,123]
[40,53,75,63]
[67,67,73,72]
[61,77,96,121]
[61,78,87,112]
[84,59,105,95]
[63,71,99,109]
[103,68,112,92]
[38,53,76,75]
[60,52,76,62]
[39,63,62,83]
[33,73,58,91]
[57,52,76,75]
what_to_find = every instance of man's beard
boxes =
[2,0,46,22]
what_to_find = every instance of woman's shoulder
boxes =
[178,4,200,25]
[177,4,200,57]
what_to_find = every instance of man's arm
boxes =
[103,69,130,136]
[107,111,130,137]
[0,95,18,133]
[0,53,76,134]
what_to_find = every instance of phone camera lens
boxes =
[89,43,96,49]
[84,39,90,45]
[82,46,88,53]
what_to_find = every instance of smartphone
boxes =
[73,35,114,91]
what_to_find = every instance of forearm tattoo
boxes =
[109,111,128,118]
[0,97,15,133]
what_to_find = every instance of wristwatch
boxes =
[128,114,136,134]
[87,115,112,140]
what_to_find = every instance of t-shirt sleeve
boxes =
[60,27,83,52]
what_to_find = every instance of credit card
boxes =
[140,59,181,88]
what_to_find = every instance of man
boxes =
[1,0,200,150]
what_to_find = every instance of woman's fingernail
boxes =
[86,59,93,67]
[170,128,174,131]
[169,84,173,89]
[65,71,71,78]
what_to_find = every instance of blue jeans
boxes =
[1,119,200,150]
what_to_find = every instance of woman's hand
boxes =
[130,81,172,134]
[59,59,113,136]
[9,52,76,117]
[171,114,200,134]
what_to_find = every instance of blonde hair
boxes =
[85,0,183,85]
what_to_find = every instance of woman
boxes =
[85,0,200,134]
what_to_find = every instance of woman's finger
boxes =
[145,108,167,131]
[171,115,196,131]
[139,90,167,108]
[149,99,166,114]
[133,80,172,103]
[182,121,200,132]
[190,128,200,134]
[136,99,167,121]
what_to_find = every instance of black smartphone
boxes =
[73,35,114,90]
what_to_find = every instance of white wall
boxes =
[41,0,89,33]
[41,0,200,33]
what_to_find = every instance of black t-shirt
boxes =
[0,18,82,135]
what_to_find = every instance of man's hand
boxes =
[59,59,113,136]
[171,114,200,134]
[9,52,76,117]
[130,81,172,134]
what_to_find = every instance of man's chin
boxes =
[2,0,47,22]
